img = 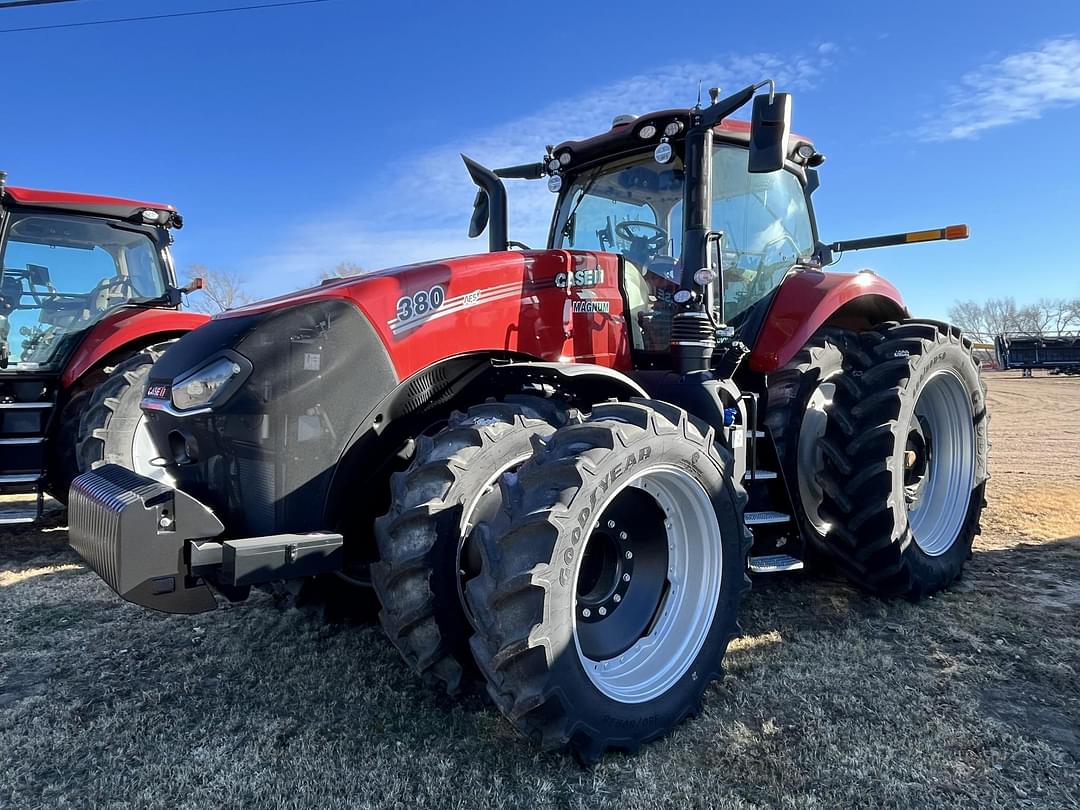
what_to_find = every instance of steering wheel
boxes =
[615,221,668,253]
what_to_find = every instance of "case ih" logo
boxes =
[555,268,604,288]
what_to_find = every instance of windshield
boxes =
[552,143,814,345]
[0,213,168,370]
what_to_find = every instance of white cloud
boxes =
[247,49,835,291]
[923,37,1080,141]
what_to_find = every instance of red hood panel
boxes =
[223,250,633,379]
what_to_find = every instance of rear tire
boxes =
[763,328,865,546]
[815,320,989,598]
[371,396,568,695]
[466,399,750,762]
[76,343,175,482]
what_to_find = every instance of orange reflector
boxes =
[903,229,941,243]
[945,224,969,240]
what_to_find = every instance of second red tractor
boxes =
[69,82,988,761]
[0,175,207,522]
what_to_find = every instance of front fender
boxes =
[62,307,210,388]
[748,269,907,373]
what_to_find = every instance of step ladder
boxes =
[0,397,52,525]
[740,419,805,574]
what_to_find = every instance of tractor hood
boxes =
[212,249,631,381]
[141,248,630,537]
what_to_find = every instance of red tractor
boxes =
[0,172,207,522]
[68,82,988,761]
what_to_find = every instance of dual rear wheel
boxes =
[767,320,989,597]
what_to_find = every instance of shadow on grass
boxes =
[1,525,1077,807]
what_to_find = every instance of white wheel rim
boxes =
[130,414,174,485]
[573,464,723,704]
[906,369,977,556]
[797,379,836,535]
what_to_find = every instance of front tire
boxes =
[466,400,750,762]
[815,320,989,598]
[76,343,175,482]
[371,397,568,695]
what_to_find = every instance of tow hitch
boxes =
[69,464,343,614]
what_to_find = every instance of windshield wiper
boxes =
[560,167,606,242]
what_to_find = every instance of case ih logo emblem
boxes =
[572,300,610,314]
[145,385,169,399]
[555,268,604,289]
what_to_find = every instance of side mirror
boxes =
[468,189,490,239]
[26,263,50,287]
[180,276,205,294]
[748,92,792,173]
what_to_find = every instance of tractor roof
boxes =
[553,111,813,169]
[2,184,181,227]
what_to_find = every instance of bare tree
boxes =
[318,262,364,283]
[184,264,253,314]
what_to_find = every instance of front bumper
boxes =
[69,465,344,615]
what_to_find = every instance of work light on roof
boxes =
[638,124,657,139]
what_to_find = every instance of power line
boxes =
[0,0,331,32]
[0,0,81,9]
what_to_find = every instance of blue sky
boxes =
[3,0,1078,318]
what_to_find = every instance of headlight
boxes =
[171,357,243,411]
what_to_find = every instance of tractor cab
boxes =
[0,179,182,372]
[548,125,818,354]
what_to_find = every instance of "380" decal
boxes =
[395,284,445,322]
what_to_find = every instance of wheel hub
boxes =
[575,492,667,661]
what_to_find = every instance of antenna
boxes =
[696,80,702,109]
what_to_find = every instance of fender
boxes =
[748,269,908,373]
[61,307,210,388]
[491,361,647,401]
[322,355,648,529]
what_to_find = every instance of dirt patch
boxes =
[0,374,1078,809]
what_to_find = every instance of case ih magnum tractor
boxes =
[69,82,988,760]
[0,173,207,522]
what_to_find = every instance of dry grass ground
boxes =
[1,373,1077,809]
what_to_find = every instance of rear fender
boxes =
[62,307,210,388]
[748,270,907,373]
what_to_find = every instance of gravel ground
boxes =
[1,372,1077,809]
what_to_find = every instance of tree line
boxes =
[947,297,1080,345]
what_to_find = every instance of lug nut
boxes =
[582,608,591,618]
[613,594,622,603]
[622,573,631,582]
[607,520,616,528]
[619,531,628,540]
[625,550,633,560]
[598,607,607,616]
